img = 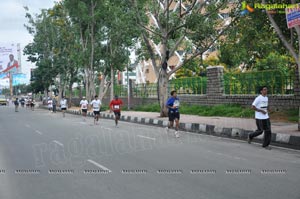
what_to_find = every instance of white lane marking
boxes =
[35,130,43,135]
[100,126,112,131]
[87,159,112,172]
[207,150,247,161]
[137,135,156,141]
[52,140,64,147]
[25,124,31,128]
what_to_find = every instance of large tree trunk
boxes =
[84,68,96,101]
[110,67,114,101]
[99,75,111,101]
[159,69,169,117]
[68,82,72,108]
[78,82,82,99]
[84,69,90,101]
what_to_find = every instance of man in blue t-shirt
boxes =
[165,90,180,138]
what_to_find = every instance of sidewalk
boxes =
[46,105,300,150]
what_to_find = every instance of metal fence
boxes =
[111,70,294,98]
[169,77,207,95]
[114,77,207,98]
[223,70,294,95]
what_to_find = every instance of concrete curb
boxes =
[42,106,300,150]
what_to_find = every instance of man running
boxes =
[80,96,89,121]
[30,98,35,111]
[47,97,53,112]
[109,95,123,127]
[52,96,57,113]
[248,86,272,150]
[60,96,67,117]
[14,97,19,112]
[165,90,180,138]
[90,95,101,125]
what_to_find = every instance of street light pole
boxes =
[127,64,130,110]
[9,71,13,97]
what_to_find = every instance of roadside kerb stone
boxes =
[39,106,300,150]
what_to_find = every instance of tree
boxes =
[261,0,300,130]
[131,0,239,116]
[24,7,59,97]
[98,0,140,101]
[64,0,106,101]
[24,3,80,106]
[218,8,289,70]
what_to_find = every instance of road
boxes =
[0,105,299,199]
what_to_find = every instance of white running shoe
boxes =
[175,131,180,138]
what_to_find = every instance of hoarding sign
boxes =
[286,6,300,28]
[0,43,21,74]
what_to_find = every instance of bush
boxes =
[132,103,253,118]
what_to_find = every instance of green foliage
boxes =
[224,70,293,95]
[133,103,253,118]
[169,77,207,95]
[254,52,294,76]
[286,109,299,122]
[132,103,160,112]
[175,56,222,78]
[218,3,289,70]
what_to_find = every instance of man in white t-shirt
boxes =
[47,97,53,112]
[90,95,101,125]
[248,86,272,149]
[80,96,89,121]
[60,96,67,117]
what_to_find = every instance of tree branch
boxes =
[168,16,238,77]
[142,32,159,78]
[262,0,299,66]
[179,0,198,18]
[169,35,185,58]
[138,22,163,38]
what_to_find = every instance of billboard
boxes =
[0,43,21,74]
[12,73,27,86]
[0,73,27,89]
[0,73,10,89]
[286,5,300,28]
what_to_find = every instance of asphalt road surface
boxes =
[0,106,299,199]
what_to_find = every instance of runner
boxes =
[52,96,57,113]
[14,97,19,112]
[109,95,123,127]
[165,90,180,138]
[90,95,101,125]
[30,98,35,111]
[47,97,53,112]
[79,96,89,121]
[20,98,25,108]
[60,96,67,117]
[25,98,30,109]
[248,86,272,150]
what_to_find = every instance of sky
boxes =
[0,0,56,83]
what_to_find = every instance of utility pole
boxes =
[9,71,13,97]
[127,64,130,110]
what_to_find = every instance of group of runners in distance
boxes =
[45,94,123,126]
[13,86,272,146]
[47,96,68,117]
[79,95,123,126]
[13,97,35,112]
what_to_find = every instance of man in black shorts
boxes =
[165,90,180,138]
[109,95,123,127]
[90,95,101,125]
